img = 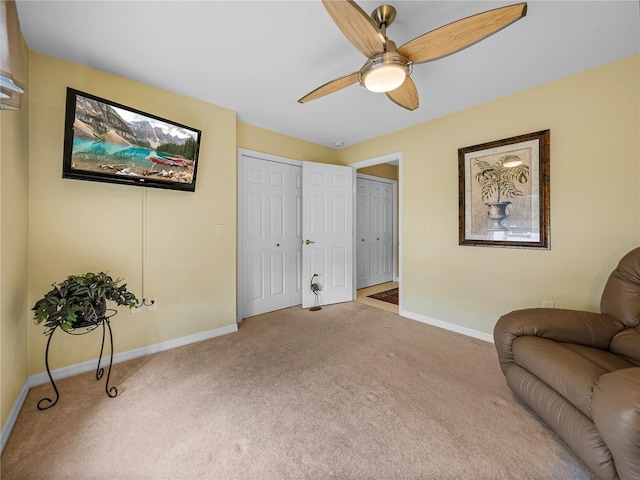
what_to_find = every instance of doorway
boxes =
[350,152,402,313]
[356,174,396,289]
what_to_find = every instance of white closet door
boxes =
[369,180,394,286]
[356,178,371,289]
[293,167,303,302]
[301,161,353,308]
[355,175,395,289]
[242,156,301,317]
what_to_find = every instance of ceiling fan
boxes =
[298,0,527,111]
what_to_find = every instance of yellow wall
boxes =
[237,122,337,164]
[357,163,398,181]
[0,40,30,426]
[27,53,237,374]
[4,47,638,431]
[338,54,640,334]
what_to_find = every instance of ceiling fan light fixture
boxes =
[362,64,405,93]
[360,52,411,93]
[301,1,527,110]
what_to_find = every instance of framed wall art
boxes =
[458,130,550,249]
[62,88,202,192]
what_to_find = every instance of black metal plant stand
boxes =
[37,309,118,410]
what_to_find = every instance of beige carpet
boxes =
[2,302,594,479]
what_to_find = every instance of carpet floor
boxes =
[1,302,595,479]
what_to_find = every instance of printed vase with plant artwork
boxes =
[474,155,529,231]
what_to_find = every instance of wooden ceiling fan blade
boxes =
[298,72,360,104]
[386,77,419,111]
[398,3,527,64]
[322,0,385,58]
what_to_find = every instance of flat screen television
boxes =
[62,88,201,192]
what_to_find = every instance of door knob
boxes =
[305,239,315,245]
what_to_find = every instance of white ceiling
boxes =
[15,1,640,148]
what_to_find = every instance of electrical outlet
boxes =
[542,300,555,308]
[416,225,425,236]
[216,224,224,236]
[148,298,157,310]
[131,306,142,314]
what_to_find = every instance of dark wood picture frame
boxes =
[458,130,550,249]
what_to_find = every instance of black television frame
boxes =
[62,88,201,192]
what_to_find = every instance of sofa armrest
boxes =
[493,308,624,374]
[592,368,640,480]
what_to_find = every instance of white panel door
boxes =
[369,181,394,286]
[241,156,301,317]
[356,178,371,289]
[293,167,304,301]
[302,162,353,308]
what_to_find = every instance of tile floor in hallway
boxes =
[354,281,399,314]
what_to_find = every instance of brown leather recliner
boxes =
[494,247,640,480]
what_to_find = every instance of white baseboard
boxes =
[0,323,238,454]
[400,309,494,343]
[1,381,30,452]
[28,323,238,386]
